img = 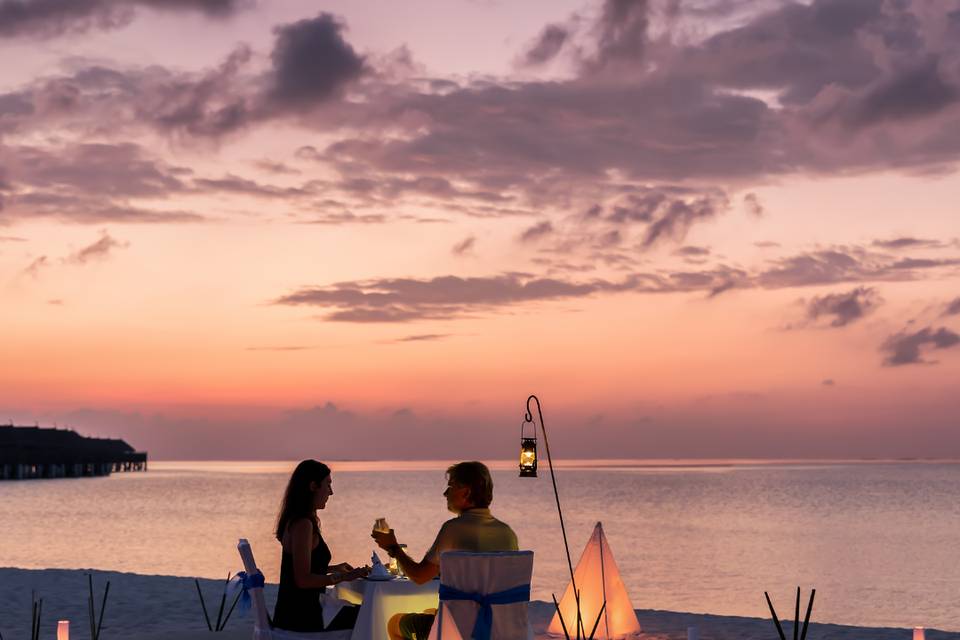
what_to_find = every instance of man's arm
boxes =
[372,528,441,585]
[392,546,439,584]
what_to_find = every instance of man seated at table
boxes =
[372,460,518,640]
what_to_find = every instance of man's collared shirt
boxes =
[424,508,518,565]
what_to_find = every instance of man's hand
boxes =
[330,562,354,572]
[371,528,399,551]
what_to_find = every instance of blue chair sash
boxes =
[438,582,530,640]
[228,570,265,613]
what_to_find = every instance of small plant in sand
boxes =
[194,573,243,632]
[765,587,816,640]
[87,573,110,640]
[551,591,608,640]
[30,590,43,640]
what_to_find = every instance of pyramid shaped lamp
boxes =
[548,523,641,639]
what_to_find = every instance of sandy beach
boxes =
[2,568,956,640]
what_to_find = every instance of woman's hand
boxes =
[330,562,354,572]
[343,566,371,582]
[330,565,371,585]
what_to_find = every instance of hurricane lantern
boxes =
[519,419,538,477]
[57,620,70,640]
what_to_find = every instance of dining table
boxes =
[336,576,440,640]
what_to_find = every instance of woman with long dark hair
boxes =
[273,459,369,632]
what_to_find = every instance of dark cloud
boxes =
[20,255,48,278]
[596,229,622,247]
[300,212,386,225]
[319,76,777,207]
[675,246,711,257]
[890,257,959,270]
[451,236,475,256]
[521,24,569,66]
[822,378,835,386]
[755,248,955,289]
[577,187,728,250]
[1,0,958,238]
[267,13,367,108]
[330,173,510,207]
[391,334,451,343]
[754,241,780,248]
[271,265,755,323]
[519,221,554,243]
[5,142,186,197]
[304,0,960,206]
[584,0,651,74]
[944,297,960,316]
[273,272,630,322]
[641,192,724,247]
[143,47,255,138]
[0,235,27,242]
[743,192,764,217]
[8,193,203,223]
[193,174,311,198]
[65,232,126,264]
[847,56,958,127]
[138,0,246,15]
[881,326,960,366]
[683,0,884,105]
[0,14,362,139]
[0,0,250,39]
[872,237,945,250]
[0,142,204,223]
[253,159,301,175]
[270,243,957,323]
[804,286,882,328]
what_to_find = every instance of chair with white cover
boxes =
[427,550,534,640]
[237,538,352,640]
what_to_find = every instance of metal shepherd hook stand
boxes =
[522,395,600,640]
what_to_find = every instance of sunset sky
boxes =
[1,0,958,459]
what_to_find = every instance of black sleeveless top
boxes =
[273,522,332,632]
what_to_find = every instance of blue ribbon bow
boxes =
[228,570,265,613]
[438,582,530,640]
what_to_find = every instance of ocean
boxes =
[2,460,958,631]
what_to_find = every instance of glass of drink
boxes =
[388,544,407,576]
[373,517,390,534]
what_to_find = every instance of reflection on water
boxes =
[2,460,959,630]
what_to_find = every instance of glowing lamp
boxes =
[519,436,538,477]
[914,628,925,640]
[57,620,70,640]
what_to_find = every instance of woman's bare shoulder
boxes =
[287,517,314,533]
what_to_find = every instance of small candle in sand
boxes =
[57,620,70,640]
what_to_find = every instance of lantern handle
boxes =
[521,417,535,439]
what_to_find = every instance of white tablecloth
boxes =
[336,578,439,640]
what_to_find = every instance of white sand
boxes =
[1,568,957,640]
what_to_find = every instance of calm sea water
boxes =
[2,460,959,630]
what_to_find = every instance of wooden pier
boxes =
[0,425,147,480]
